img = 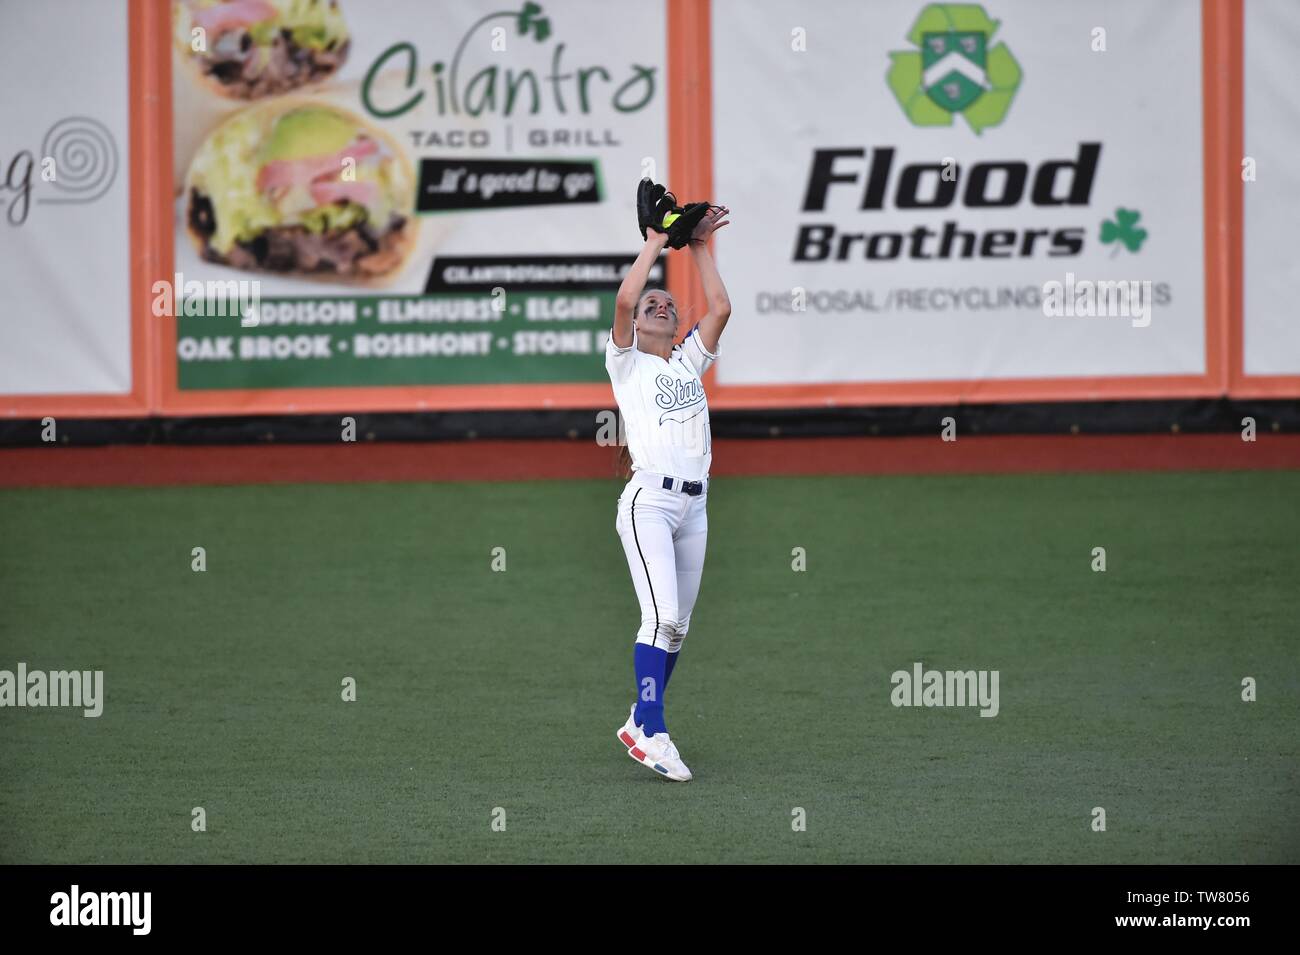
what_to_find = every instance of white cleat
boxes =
[616,705,642,751]
[626,730,693,782]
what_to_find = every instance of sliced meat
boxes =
[191,0,277,38]
[309,180,379,207]
[222,242,259,271]
[257,138,379,194]
[261,230,300,272]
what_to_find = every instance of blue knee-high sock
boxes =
[663,649,681,691]
[633,642,668,735]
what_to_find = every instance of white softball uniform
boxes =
[606,326,718,652]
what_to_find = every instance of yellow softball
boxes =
[662,211,680,229]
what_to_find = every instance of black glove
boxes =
[636,178,675,240]
[637,178,714,249]
[662,201,711,249]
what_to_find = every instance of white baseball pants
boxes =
[615,471,709,653]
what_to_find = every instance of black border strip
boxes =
[0,863,1287,938]
[1,399,1296,447]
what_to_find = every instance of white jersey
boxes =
[605,325,717,482]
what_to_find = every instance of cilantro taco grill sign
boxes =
[169,0,667,393]
[710,0,1206,387]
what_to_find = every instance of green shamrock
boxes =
[516,2,551,42]
[1100,208,1147,254]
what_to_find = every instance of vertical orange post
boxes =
[666,0,715,346]
[1201,0,1242,396]
[129,0,172,413]
[1210,0,1244,394]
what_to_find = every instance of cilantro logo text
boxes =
[361,2,656,120]
[887,4,1022,134]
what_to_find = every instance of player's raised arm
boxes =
[613,230,669,348]
[687,206,732,354]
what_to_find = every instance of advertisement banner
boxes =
[710,0,1207,390]
[168,0,667,392]
[7,1,1284,417]
[0,0,132,397]
[1242,0,1300,380]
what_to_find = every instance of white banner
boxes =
[1243,0,1300,377]
[711,0,1205,386]
[0,0,132,396]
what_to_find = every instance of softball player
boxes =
[607,184,731,781]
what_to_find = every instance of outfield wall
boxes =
[1,0,1296,418]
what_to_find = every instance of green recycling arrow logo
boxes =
[887,4,1022,134]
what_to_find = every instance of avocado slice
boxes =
[260,107,356,164]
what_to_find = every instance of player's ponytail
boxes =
[614,444,633,479]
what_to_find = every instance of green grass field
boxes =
[1,472,1296,863]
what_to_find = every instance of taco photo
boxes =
[183,99,416,282]
[173,0,350,99]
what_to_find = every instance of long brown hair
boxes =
[615,443,633,478]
